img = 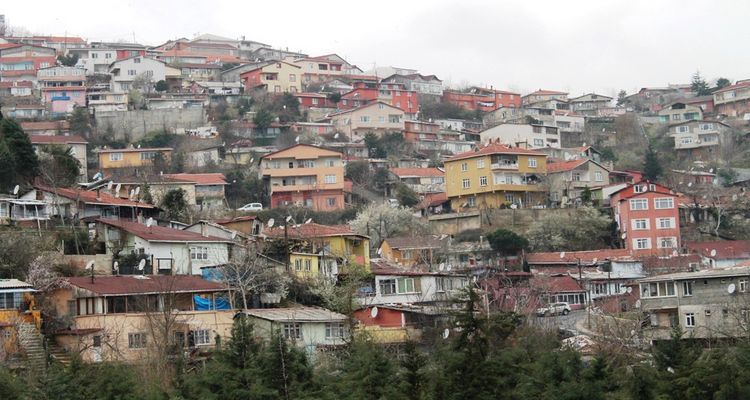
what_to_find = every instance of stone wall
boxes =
[93,108,206,141]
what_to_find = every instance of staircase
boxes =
[17,323,46,373]
[47,343,73,366]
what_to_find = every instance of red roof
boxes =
[264,222,365,239]
[30,135,88,145]
[447,143,545,162]
[213,215,257,225]
[97,218,230,243]
[610,181,678,201]
[66,275,224,296]
[686,240,750,260]
[526,249,633,265]
[546,159,587,173]
[713,80,750,94]
[390,167,444,178]
[34,185,155,209]
[163,173,226,186]
[383,236,444,250]
[525,89,568,96]
[531,275,584,293]
[21,121,70,131]
[0,81,33,88]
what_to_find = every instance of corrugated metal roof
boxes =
[0,279,34,290]
[239,306,347,322]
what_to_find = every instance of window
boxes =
[128,332,146,349]
[657,217,675,229]
[658,237,677,249]
[632,219,649,230]
[105,53,112,59]
[633,238,651,250]
[140,151,157,160]
[476,159,485,169]
[528,158,537,168]
[388,115,401,123]
[283,323,302,339]
[398,278,417,293]
[379,279,397,295]
[533,138,544,147]
[654,198,674,209]
[274,85,281,93]
[0,293,21,310]
[678,126,689,133]
[459,162,469,172]
[741,279,748,293]
[325,323,345,338]
[672,114,681,121]
[326,159,336,167]
[462,178,470,189]
[683,281,693,296]
[642,281,676,297]
[289,74,296,82]
[294,259,302,271]
[193,329,211,346]
[324,174,336,184]
[128,69,136,76]
[109,152,123,161]
[594,171,603,182]
[634,185,645,193]
[630,199,648,210]
[479,176,488,187]
[467,196,476,207]
[190,247,208,260]
[685,313,695,328]
[311,98,319,105]
[360,116,370,123]
[327,197,336,207]
[378,103,385,109]
[572,172,582,181]
[133,58,141,64]
[304,259,311,271]
[505,193,514,202]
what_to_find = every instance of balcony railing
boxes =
[491,163,519,170]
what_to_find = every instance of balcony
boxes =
[491,162,519,170]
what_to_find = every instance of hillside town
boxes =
[3,9,750,399]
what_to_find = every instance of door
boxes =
[92,335,102,362]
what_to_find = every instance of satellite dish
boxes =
[439,263,445,271]
[250,157,255,164]
[93,172,103,181]
[559,252,566,259]
[687,182,693,187]
[728,283,737,294]
[137,144,141,149]
[115,183,122,194]
[304,218,312,224]
[592,258,598,264]
[113,261,119,272]
[285,216,292,223]
[442,328,450,339]
[635,299,641,308]
[472,276,478,283]
[627,286,633,294]
[672,250,679,257]
[710,249,717,257]
[231,231,237,240]
[582,142,587,147]
[146,217,154,228]
[621,233,627,239]
[12,185,19,195]
[370,307,379,318]
[446,264,452,271]
[709,168,714,173]
[137,259,146,271]
[377,248,382,255]
[85,260,95,270]
[334,133,340,139]
[129,189,135,199]
[267,218,275,228]
[295,136,300,143]
[134,186,140,196]
[70,147,77,156]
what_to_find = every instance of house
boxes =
[403,120,441,142]
[0,81,33,97]
[86,84,129,112]
[530,275,588,310]
[480,123,562,149]
[713,80,750,117]
[569,93,613,116]
[182,143,222,169]
[434,118,483,133]
[0,279,41,365]
[290,54,363,84]
[175,63,222,81]
[190,80,242,95]
[521,89,569,106]
[546,158,611,206]
[623,86,686,113]
[69,47,118,75]
[388,167,445,194]
[290,121,336,137]
[163,173,227,209]
[0,43,57,83]
[359,263,469,306]
[685,240,750,269]
[327,101,405,141]
[259,144,345,211]
[106,173,198,206]
[293,92,337,110]
[239,60,302,94]
[109,56,181,93]
[380,73,443,96]
[212,216,261,236]
[20,185,157,221]
[97,147,173,174]
[668,120,730,162]
[1,104,47,120]
[29,135,89,182]
[8,36,86,54]
[264,222,370,279]
[638,265,750,341]
[379,236,446,268]
[94,218,232,275]
[537,145,603,163]
[88,41,148,61]
[658,102,704,123]
[444,144,548,210]
[50,275,234,362]
[339,82,419,116]
[442,87,521,111]
[0,198,49,227]
[237,306,349,354]
[610,181,681,256]
[353,305,442,343]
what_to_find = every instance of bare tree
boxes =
[222,243,289,309]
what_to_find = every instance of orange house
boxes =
[611,181,681,256]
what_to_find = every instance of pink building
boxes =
[37,66,87,114]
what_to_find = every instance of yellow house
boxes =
[379,236,446,267]
[264,222,370,279]
[260,144,346,211]
[97,147,173,173]
[444,143,548,211]
[240,60,302,94]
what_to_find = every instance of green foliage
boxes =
[364,131,406,159]
[344,160,370,185]
[526,207,614,251]
[718,168,738,187]
[643,145,663,181]
[487,228,528,257]
[327,92,342,104]
[691,71,712,96]
[327,339,406,400]
[136,131,179,148]
[421,100,479,121]
[716,77,731,89]
[394,183,420,208]
[599,147,618,163]
[580,186,593,204]
[253,108,276,130]
[161,188,189,221]
[57,53,79,67]
[0,117,39,191]
[617,89,627,106]
[68,107,90,135]
[154,80,168,92]
[0,367,25,400]
[225,169,268,208]
[141,182,153,204]
[39,145,81,187]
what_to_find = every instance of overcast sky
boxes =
[4,0,748,96]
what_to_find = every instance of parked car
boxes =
[237,203,263,212]
[536,302,572,317]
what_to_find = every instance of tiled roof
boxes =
[531,275,584,293]
[446,143,545,162]
[96,218,231,243]
[0,81,33,88]
[383,235,445,250]
[610,181,678,201]
[526,249,634,265]
[66,275,224,296]
[213,215,258,224]
[640,254,702,275]
[30,135,88,145]
[546,159,588,173]
[97,147,172,153]
[525,89,568,96]
[686,240,750,260]
[639,264,750,283]
[260,143,343,160]
[238,306,347,322]
[713,80,750,94]
[163,173,226,186]
[0,279,34,290]
[390,167,444,178]
[264,222,365,239]
[20,121,70,131]
[34,185,155,209]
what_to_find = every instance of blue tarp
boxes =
[194,295,231,311]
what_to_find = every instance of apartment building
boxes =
[611,182,681,256]
[239,60,302,94]
[658,102,704,123]
[669,120,730,161]
[713,80,750,117]
[480,123,561,149]
[97,147,173,174]
[37,66,87,114]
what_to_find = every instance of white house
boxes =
[70,48,118,75]
[109,56,180,93]
[360,265,469,306]
[480,123,561,149]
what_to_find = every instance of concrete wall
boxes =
[94,108,206,141]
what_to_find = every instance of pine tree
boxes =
[0,117,39,187]
[643,145,663,181]
[691,71,712,96]
[332,339,406,400]
[260,331,315,400]
[400,341,426,400]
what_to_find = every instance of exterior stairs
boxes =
[17,323,47,373]
[47,342,73,366]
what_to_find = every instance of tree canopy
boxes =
[526,207,614,251]
[487,228,529,257]
[0,117,39,191]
